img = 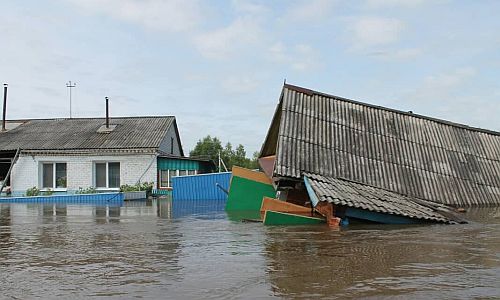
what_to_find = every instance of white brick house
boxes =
[0,117,184,196]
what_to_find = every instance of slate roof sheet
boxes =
[262,84,500,206]
[305,173,461,224]
[0,116,175,151]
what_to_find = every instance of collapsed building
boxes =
[228,83,499,226]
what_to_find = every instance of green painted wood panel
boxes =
[225,176,276,211]
[263,210,325,226]
[157,158,200,171]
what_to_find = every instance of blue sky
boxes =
[1,0,499,155]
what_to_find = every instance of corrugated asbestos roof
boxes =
[0,116,175,151]
[305,173,459,224]
[263,84,500,206]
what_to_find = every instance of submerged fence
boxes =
[172,172,231,201]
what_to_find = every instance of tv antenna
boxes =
[66,81,76,118]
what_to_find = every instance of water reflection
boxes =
[0,200,498,299]
[263,207,500,299]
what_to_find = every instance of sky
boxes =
[1,0,499,155]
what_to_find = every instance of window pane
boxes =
[179,170,188,176]
[95,163,106,188]
[188,170,196,175]
[42,163,53,188]
[56,163,67,188]
[160,170,169,188]
[168,170,178,188]
[108,162,120,188]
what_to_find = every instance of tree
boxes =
[189,135,261,170]
[189,135,223,162]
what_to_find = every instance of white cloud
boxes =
[422,67,476,90]
[68,0,203,32]
[193,17,264,59]
[268,42,319,71]
[368,47,423,60]
[400,68,489,126]
[231,0,269,15]
[348,17,405,49]
[365,0,427,8]
[221,77,260,94]
[284,0,337,22]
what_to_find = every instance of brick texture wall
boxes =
[10,153,157,195]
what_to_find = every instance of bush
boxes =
[42,189,54,196]
[75,187,97,194]
[120,182,154,197]
[26,187,40,197]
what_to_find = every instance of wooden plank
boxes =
[225,176,276,211]
[258,155,276,178]
[231,166,273,185]
[260,197,311,214]
[303,176,320,207]
[263,210,325,226]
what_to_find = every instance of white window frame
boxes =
[93,161,120,190]
[40,162,67,191]
[159,169,197,189]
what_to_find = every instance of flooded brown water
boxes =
[0,199,499,299]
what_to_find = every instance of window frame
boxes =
[158,169,198,189]
[40,162,67,191]
[93,161,121,190]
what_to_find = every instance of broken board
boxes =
[260,197,312,217]
[263,210,325,226]
[225,167,276,212]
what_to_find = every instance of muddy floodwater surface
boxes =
[0,199,499,299]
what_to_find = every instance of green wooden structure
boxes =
[225,176,276,211]
[263,210,325,226]
[156,156,216,190]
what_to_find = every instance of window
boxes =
[41,163,67,189]
[95,162,120,189]
[159,169,197,188]
[160,170,169,188]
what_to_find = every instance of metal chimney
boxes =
[2,83,7,132]
[105,96,109,129]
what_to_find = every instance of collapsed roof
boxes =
[261,84,500,207]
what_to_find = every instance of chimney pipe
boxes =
[105,96,109,129]
[2,83,7,132]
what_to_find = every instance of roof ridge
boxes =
[4,116,175,122]
[283,83,500,137]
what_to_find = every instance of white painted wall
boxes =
[10,153,157,195]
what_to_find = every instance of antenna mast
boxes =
[66,81,76,118]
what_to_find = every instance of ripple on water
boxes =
[0,202,499,299]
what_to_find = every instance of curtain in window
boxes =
[42,163,53,188]
[95,163,106,188]
[55,163,67,188]
[108,162,120,188]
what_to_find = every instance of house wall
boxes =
[158,124,183,156]
[10,153,157,196]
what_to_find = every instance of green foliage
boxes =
[26,187,40,197]
[43,189,54,196]
[189,135,260,170]
[56,177,67,188]
[189,135,223,162]
[120,182,154,197]
[75,187,97,194]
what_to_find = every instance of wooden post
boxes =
[315,202,340,227]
